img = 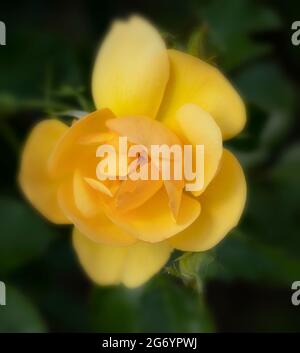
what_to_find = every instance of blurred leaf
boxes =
[201,0,281,70]
[90,276,215,333]
[54,85,85,98]
[0,198,58,274]
[187,25,208,57]
[236,62,294,113]
[40,286,90,332]
[56,110,89,119]
[90,286,140,332]
[229,61,295,166]
[0,30,85,99]
[273,143,300,191]
[242,142,300,256]
[0,120,20,156]
[167,252,215,292]
[173,231,300,288]
[9,236,91,332]
[212,231,300,285]
[206,279,300,332]
[236,62,295,148]
[234,148,268,169]
[140,276,214,332]
[210,142,300,284]
[0,285,46,332]
[53,85,93,112]
[0,28,92,118]
[0,93,73,117]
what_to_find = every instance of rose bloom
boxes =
[19,16,247,288]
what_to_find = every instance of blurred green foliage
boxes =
[90,276,214,332]
[0,285,46,332]
[0,0,300,332]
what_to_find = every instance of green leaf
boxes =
[0,93,73,117]
[90,276,215,333]
[235,62,295,149]
[0,198,58,274]
[212,231,300,286]
[236,62,294,113]
[167,252,216,293]
[175,232,300,288]
[90,286,140,332]
[0,285,46,332]
[273,143,300,191]
[55,110,89,119]
[187,25,208,58]
[209,144,300,284]
[228,61,295,166]
[140,276,214,332]
[201,0,281,70]
[242,144,300,258]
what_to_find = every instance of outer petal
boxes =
[92,16,169,118]
[169,149,247,251]
[48,109,115,178]
[176,104,223,195]
[106,188,201,243]
[19,119,69,224]
[158,50,246,140]
[73,228,172,288]
[58,180,136,246]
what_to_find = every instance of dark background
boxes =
[0,0,300,332]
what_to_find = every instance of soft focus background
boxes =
[0,0,300,332]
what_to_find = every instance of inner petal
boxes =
[105,116,186,216]
[113,163,163,213]
[84,177,119,198]
[106,116,182,150]
[79,132,114,145]
[73,169,102,218]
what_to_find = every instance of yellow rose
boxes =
[19,16,247,288]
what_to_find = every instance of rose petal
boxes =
[158,50,246,140]
[49,109,115,178]
[169,149,247,251]
[73,227,172,288]
[176,103,223,195]
[106,188,201,243]
[92,16,169,119]
[58,181,136,246]
[19,119,70,224]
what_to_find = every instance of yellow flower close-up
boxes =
[18,16,247,288]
